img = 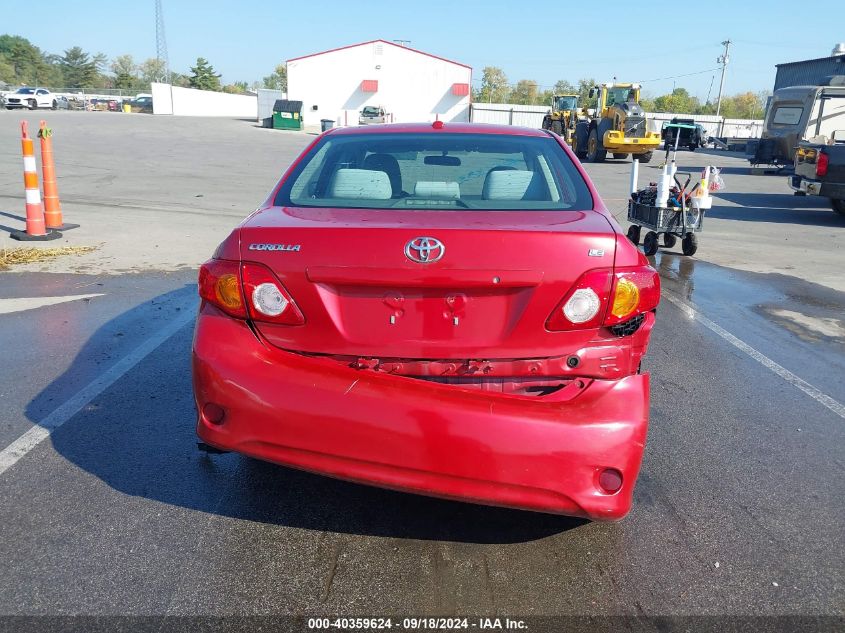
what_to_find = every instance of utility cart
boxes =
[626,122,715,257]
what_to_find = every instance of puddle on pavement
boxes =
[764,309,845,343]
[652,251,845,347]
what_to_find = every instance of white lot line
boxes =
[0,309,195,476]
[662,289,845,420]
[0,294,104,315]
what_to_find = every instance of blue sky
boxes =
[3,0,843,99]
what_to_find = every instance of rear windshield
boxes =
[275,132,593,211]
[771,106,803,125]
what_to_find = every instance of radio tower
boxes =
[155,0,171,84]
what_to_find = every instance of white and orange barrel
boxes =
[21,121,47,236]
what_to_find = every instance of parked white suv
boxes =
[4,87,57,110]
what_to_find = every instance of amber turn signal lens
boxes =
[611,277,640,318]
[215,274,243,310]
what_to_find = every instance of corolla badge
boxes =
[248,243,301,252]
[405,237,445,263]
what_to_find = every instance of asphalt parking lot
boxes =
[0,112,843,629]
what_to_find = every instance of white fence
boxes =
[470,103,549,127]
[151,83,258,117]
[257,89,285,125]
[645,112,764,139]
[470,103,764,139]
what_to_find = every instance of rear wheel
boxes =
[586,128,606,163]
[832,199,845,216]
[681,232,698,256]
[541,116,551,130]
[612,153,629,159]
[638,152,653,163]
[626,225,641,245]
[663,233,677,248]
[643,231,659,256]
[51,100,57,110]
[551,120,563,136]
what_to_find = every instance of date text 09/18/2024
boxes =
[307,617,528,630]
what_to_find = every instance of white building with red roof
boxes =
[286,39,472,128]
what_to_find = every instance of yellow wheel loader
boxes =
[541,94,581,145]
[572,83,661,163]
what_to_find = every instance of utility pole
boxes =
[155,0,171,84]
[715,39,731,116]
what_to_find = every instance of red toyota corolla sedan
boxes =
[193,122,660,521]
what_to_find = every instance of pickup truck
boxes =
[4,87,57,110]
[359,106,388,125]
[790,138,845,216]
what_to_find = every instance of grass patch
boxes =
[0,245,98,271]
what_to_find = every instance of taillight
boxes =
[545,266,660,331]
[816,152,829,177]
[546,270,613,330]
[604,267,661,326]
[241,262,304,325]
[198,259,246,318]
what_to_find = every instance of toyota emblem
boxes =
[404,237,445,264]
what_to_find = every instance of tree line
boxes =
[2,34,766,117]
[0,34,287,95]
[475,66,770,120]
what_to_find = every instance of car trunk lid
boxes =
[239,206,617,359]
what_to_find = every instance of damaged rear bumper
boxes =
[193,306,650,520]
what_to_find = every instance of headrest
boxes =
[482,170,534,200]
[363,153,400,171]
[413,181,460,199]
[329,169,392,199]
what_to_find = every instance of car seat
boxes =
[328,169,392,199]
[363,153,404,197]
[482,166,550,201]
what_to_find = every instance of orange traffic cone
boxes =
[10,121,61,242]
[39,120,78,231]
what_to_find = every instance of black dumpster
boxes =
[320,119,335,132]
[272,100,303,130]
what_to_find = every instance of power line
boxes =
[636,67,721,83]
[460,44,717,69]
